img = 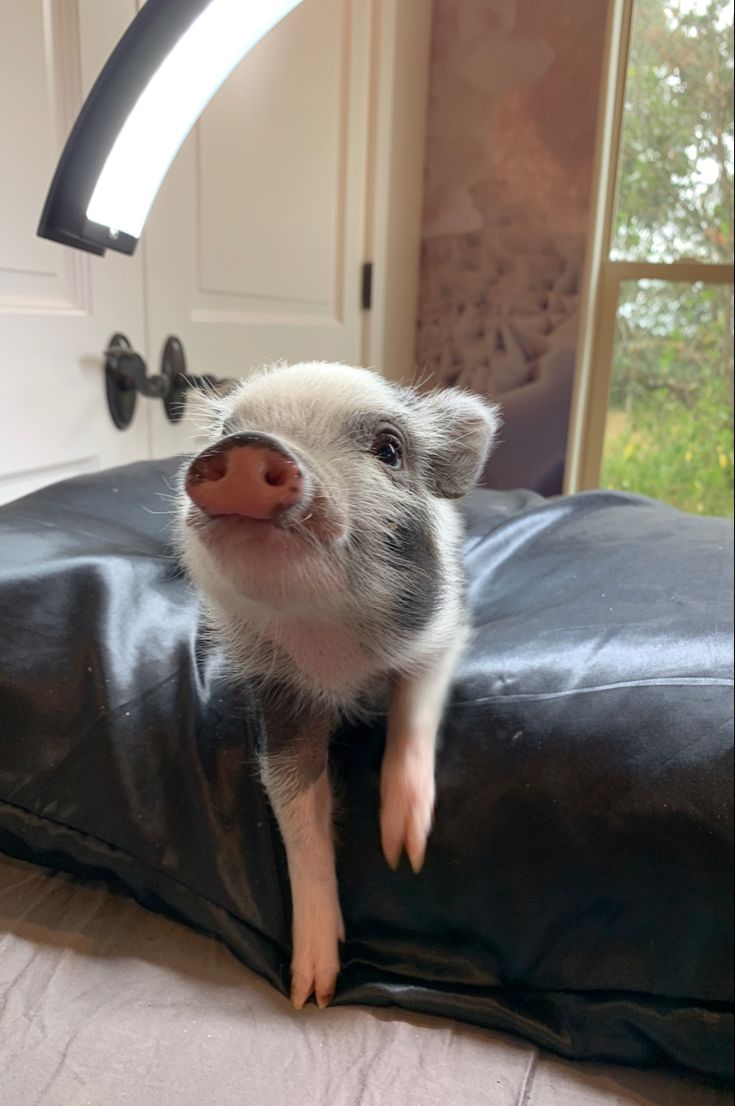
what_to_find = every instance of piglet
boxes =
[176,362,499,1009]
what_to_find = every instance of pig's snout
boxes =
[185,435,306,521]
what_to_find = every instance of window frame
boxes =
[564,0,735,494]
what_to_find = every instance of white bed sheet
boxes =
[0,855,728,1106]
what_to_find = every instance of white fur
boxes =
[175,362,499,1007]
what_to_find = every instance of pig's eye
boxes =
[371,433,403,469]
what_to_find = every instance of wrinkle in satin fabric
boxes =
[0,460,732,1080]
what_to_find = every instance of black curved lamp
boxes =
[37,0,303,428]
[37,0,303,257]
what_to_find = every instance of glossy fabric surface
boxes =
[0,460,732,1079]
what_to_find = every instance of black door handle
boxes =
[104,333,235,429]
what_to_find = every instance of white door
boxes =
[143,0,374,459]
[143,0,431,459]
[0,0,148,506]
[0,0,431,502]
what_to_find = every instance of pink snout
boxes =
[185,437,305,521]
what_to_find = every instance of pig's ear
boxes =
[420,388,500,499]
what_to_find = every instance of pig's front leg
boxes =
[381,632,467,872]
[260,701,343,1009]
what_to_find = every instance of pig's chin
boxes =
[185,503,345,557]
[184,507,349,609]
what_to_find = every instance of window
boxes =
[566,0,734,517]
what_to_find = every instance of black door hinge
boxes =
[361,261,373,310]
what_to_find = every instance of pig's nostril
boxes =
[189,452,228,484]
[263,459,301,489]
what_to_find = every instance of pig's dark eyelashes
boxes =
[371,433,403,469]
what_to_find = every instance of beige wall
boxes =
[416,0,608,494]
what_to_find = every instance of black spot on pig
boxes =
[387,511,442,634]
[259,681,336,789]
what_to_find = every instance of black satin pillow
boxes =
[0,460,732,1080]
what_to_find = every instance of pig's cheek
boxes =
[303,495,348,543]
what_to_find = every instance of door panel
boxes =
[197,0,345,312]
[0,0,149,506]
[142,0,372,459]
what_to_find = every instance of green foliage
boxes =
[615,0,734,263]
[602,0,734,518]
[602,376,734,517]
[603,280,733,516]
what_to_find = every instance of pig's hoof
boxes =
[380,745,435,873]
[290,898,344,1010]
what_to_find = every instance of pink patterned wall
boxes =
[416,0,608,494]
